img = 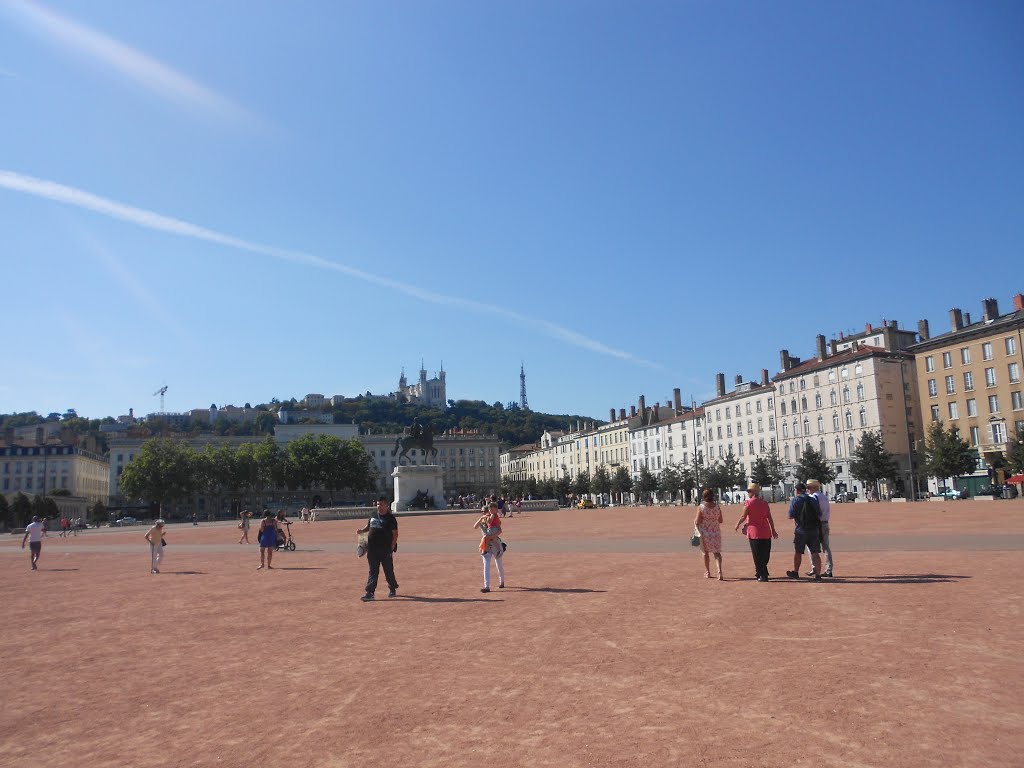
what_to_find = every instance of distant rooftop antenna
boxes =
[519,362,529,410]
[153,384,168,413]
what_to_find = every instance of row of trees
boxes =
[118,435,378,516]
[0,493,107,529]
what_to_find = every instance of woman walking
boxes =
[145,520,166,574]
[694,489,724,580]
[238,509,252,544]
[474,502,506,593]
[257,510,279,570]
[734,483,779,582]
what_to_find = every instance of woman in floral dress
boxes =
[694,488,724,580]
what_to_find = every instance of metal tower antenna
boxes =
[519,363,529,410]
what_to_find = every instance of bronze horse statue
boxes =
[392,425,438,465]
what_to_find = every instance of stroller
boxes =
[276,520,297,551]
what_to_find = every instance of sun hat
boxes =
[747,483,761,493]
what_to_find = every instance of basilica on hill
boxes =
[395,362,447,408]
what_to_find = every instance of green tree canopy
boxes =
[924,421,977,486]
[572,469,591,497]
[794,446,836,485]
[1006,428,1024,475]
[10,492,32,527]
[592,466,611,498]
[850,430,900,495]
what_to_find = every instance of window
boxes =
[780,401,787,416]
[800,379,806,390]
[833,413,840,430]
[856,383,865,400]
[969,426,980,446]
[842,368,849,378]
[737,423,743,436]
[983,342,993,360]
[964,371,975,391]
[843,386,851,403]
[1007,337,1018,356]
[835,438,842,456]
[848,436,855,455]
[782,422,789,437]
[813,375,820,386]
[927,379,938,397]
[801,397,808,411]
[985,367,997,387]
[961,347,971,364]
[845,411,853,428]
[945,375,956,395]
[789,382,795,393]
[757,400,764,412]
[1012,391,1023,410]
[942,352,952,369]
[746,403,751,415]
[930,405,940,421]
[988,395,1000,413]
[803,418,810,436]
[991,422,1007,445]
[817,416,824,433]
[791,399,797,414]
[855,363,863,374]
[925,356,935,372]
[749,440,754,454]
[769,416,775,430]
[830,391,838,405]
[859,408,867,427]
[948,401,959,419]
[784,445,790,461]
[1009,363,1020,383]
[815,393,822,408]
[967,398,977,416]
[829,370,836,382]
[725,407,731,418]
[793,420,800,437]
[757,418,763,432]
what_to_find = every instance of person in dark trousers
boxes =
[357,497,399,601]
[786,482,823,581]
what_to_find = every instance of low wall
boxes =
[311,498,561,519]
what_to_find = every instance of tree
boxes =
[764,446,784,499]
[89,500,107,525]
[592,466,612,501]
[750,456,772,491]
[657,464,681,502]
[118,438,197,516]
[924,420,977,490]
[572,469,591,498]
[610,466,632,504]
[636,465,658,501]
[720,449,747,491]
[1007,428,1024,475]
[10,492,32,528]
[794,446,836,485]
[0,493,10,529]
[555,471,572,502]
[850,430,899,498]
[32,494,59,520]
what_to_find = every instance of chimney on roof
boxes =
[917,319,930,341]
[734,374,742,386]
[609,408,616,423]
[761,368,770,386]
[1013,293,1024,312]
[964,312,972,326]
[638,395,646,418]
[816,334,827,361]
[864,323,872,334]
[674,388,682,412]
[949,308,963,331]
[619,408,626,421]
[982,297,999,321]
[715,373,726,397]
[780,350,791,371]
[630,405,637,418]
[888,319,897,329]
[653,403,660,421]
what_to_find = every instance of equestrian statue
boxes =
[392,420,438,465]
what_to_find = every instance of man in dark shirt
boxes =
[357,497,399,601]
[786,482,823,581]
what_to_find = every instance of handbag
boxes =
[161,538,167,547]
[690,526,701,547]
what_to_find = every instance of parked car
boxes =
[831,491,857,503]
[577,499,595,509]
[113,516,138,526]
[978,485,1003,498]
[938,488,962,500]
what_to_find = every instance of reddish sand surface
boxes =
[2,500,1022,768]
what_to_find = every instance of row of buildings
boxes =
[500,293,1024,499]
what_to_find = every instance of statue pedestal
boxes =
[392,465,448,511]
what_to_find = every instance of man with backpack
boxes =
[786,482,823,581]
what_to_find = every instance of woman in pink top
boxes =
[694,488,724,580]
[734,483,779,582]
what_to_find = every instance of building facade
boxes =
[1,431,109,505]
[396,363,447,408]
[908,294,1024,493]
[361,429,501,496]
[701,371,777,481]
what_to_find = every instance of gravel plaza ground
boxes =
[1,499,1022,768]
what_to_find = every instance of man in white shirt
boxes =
[21,515,46,570]
[806,480,833,577]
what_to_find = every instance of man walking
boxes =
[357,497,399,601]
[21,515,46,570]
[806,480,833,577]
[786,482,823,581]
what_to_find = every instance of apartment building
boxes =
[908,294,1024,493]
[361,430,501,496]
[1,428,109,505]
[702,370,778,478]
[773,332,922,497]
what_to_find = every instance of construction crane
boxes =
[153,385,168,413]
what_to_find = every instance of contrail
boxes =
[2,0,252,124]
[0,170,660,367]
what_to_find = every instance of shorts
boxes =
[794,530,821,554]
[29,541,42,554]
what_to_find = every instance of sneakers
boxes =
[786,570,799,579]
[805,570,816,577]
[814,572,823,582]
[756,576,767,582]
[498,582,505,589]
[387,589,397,598]
[480,587,490,593]
[823,571,833,578]
[360,593,374,601]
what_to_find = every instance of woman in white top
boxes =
[145,520,166,574]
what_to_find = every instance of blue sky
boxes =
[1,1,1022,422]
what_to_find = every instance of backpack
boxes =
[796,494,821,531]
